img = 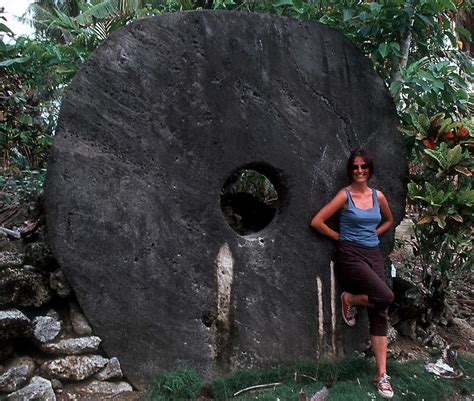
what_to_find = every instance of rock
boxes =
[387,324,397,345]
[94,357,123,381]
[24,241,58,272]
[6,376,55,400]
[40,336,101,355]
[0,309,31,340]
[0,237,24,253]
[444,307,454,325]
[0,366,27,393]
[0,357,35,393]
[47,309,60,321]
[50,379,62,390]
[394,319,417,340]
[0,251,23,270]
[451,318,474,341]
[68,380,133,396]
[33,316,61,343]
[69,303,92,335]
[0,267,52,307]
[45,11,407,388]
[429,334,446,349]
[49,270,72,298]
[40,355,108,381]
[416,327,427,338]
[392,277,427,320]
[389,309,401,326]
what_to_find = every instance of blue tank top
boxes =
[339,188,381,247]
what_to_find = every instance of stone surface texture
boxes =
[0,309,31,340]
[0,251,23,270]
[40,355,108,381]
[24,242,57,272]
[45,11,407,388]
[6,376,56,401]
[0,357,35,393]
[40,336,101,355]
[0,267,52,307]
[69,303,92,335]
[66,380,133,395]
[94,357,123,380]
[33,316,61,343]
[49,270,72,298]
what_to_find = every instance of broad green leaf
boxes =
[407,182,419,197]
[273,0,293,7]
[390,80,402,96]
[418,71,434,81]
[378,43,389,58]
[456,89,469,100]
[415,13,434,27]
[342,9,353,22]
[292,0,303,9]
[447,145,463,167]
[366,2,382,13]
[425,148,446,169]
[0,23,13,35]
[457,190,474,206]
[455,26,472,40]
[389,42,401,56]
[0,56,31,67]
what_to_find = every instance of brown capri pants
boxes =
[335,241,394,336]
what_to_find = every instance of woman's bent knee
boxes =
[371,287,394,308]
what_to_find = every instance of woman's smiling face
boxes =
[351,155,370,183]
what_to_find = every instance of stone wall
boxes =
[0,226,134,400]
[45,11,407,389]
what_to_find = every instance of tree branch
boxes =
[390,13,415,84]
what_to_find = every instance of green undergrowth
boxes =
[143,356,474,401]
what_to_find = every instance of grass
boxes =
[142,368,202,401]
[143,355,474,400]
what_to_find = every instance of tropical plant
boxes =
[0,11,73,206]
[401,112,473,309]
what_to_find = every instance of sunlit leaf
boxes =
[454,166,472,176]
[417,215,433,224]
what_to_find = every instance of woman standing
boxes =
[311,149,395,399]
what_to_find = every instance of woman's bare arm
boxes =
[310,189,347,241]
[376,190,394,236]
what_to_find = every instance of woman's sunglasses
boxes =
[352,164,369,170]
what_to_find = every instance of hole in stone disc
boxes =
[220,168,278,235]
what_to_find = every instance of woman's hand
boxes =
[310,189,347,241]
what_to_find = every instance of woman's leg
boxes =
[372,335,388,377]
[344,293,389,376]
[343,293,373,307]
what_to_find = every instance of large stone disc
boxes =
[45,11,407,388]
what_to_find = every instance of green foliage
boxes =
[0,168,47,206]
[402,113,473,304]
[144,368,202,401]
[0,24,76,206]
[393,56,473,118]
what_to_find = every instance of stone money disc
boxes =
[45,11,407,388]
